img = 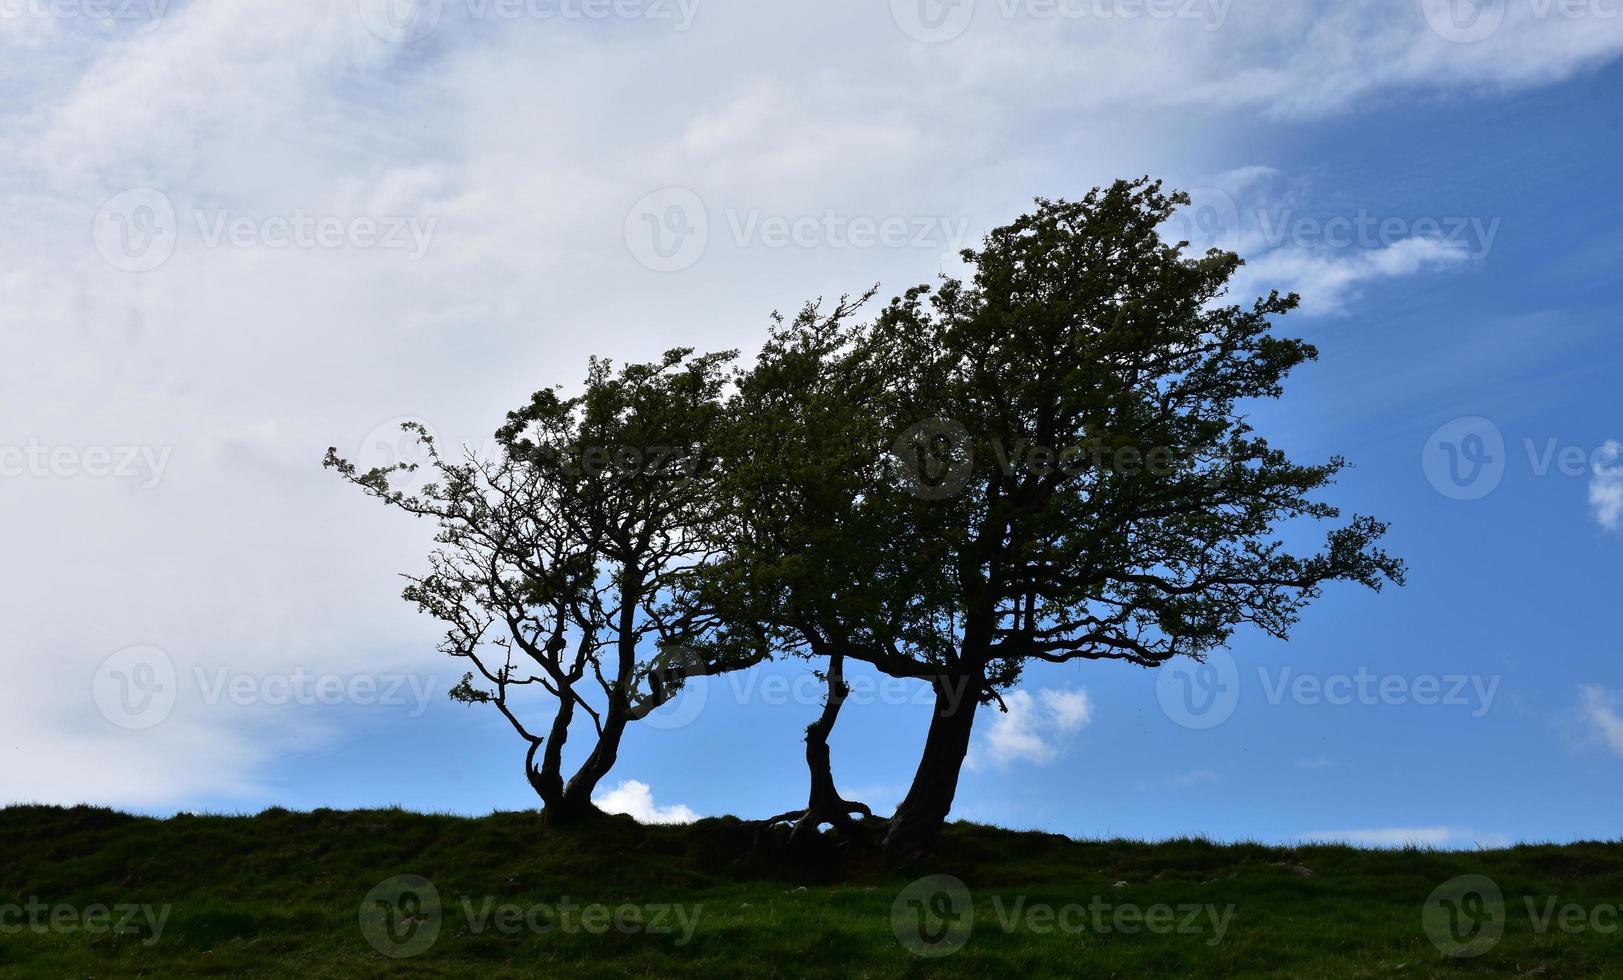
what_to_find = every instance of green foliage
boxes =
[324,349,765,809]
[712,178,1405,700]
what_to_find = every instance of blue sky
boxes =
[3,0,1622,849]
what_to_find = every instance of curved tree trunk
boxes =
[527,683,575,810]
[786,653,871,846]
[549,571,641,824]
[555,712,626,820]
[883,670,983,867]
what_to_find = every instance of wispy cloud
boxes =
[1578,685,1623,755]
[1189,166,1480,316]
[1243,236,1474,315]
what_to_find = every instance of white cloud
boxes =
[1038,688,1094,728]
[1183,166,1481,315]
[1301,826,1510,849]
[1589,442,1623,531]
[1578,684,1623,755]
[593,780,699,825]
[1243,236,1475,315]
[968,688,1093,772]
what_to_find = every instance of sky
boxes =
[3,0,1622,849]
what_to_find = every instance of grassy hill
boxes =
[2,805,1621,977]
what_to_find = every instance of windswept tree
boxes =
[721,179,1405,864]
[699,291,905,846]
[326,349,763,824]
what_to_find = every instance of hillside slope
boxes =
[2,806,1620,977]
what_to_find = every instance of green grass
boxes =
[2,805,1621,977]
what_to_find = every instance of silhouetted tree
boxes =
[700,293,894,847]
[326,349,763,824]
[719,179,1405,865]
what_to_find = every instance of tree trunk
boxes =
[787,653,871,846]
[527,684,575,810]
[555,713,625,820]
[883,671,982,867]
